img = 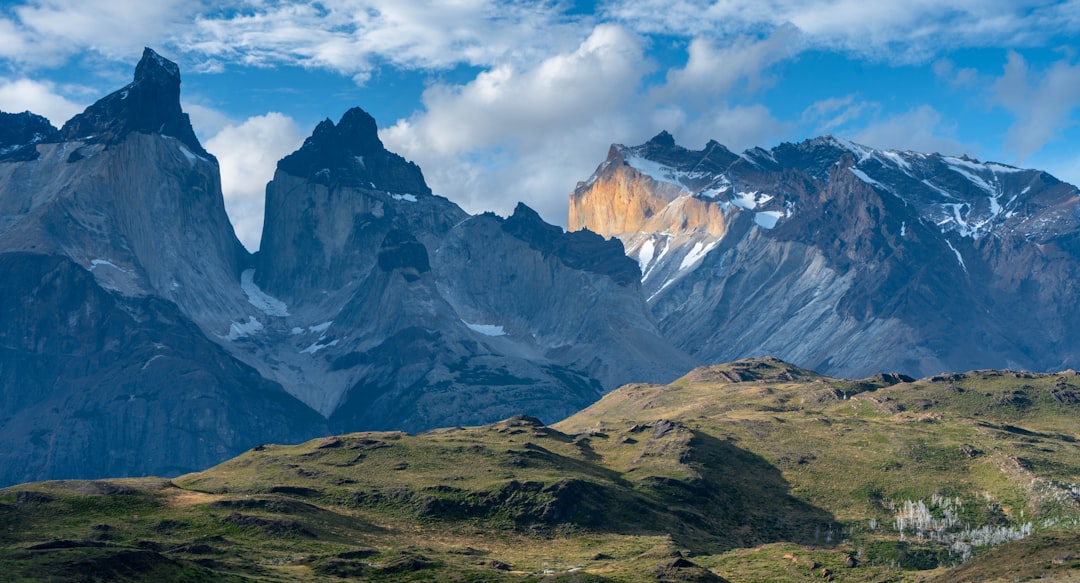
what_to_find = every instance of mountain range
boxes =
[2,48,1080,490]
[0,49,688,487]
[571,130,1080,378]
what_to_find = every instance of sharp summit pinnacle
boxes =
[59,47,211,159]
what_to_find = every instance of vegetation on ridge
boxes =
[1,357,1077,581]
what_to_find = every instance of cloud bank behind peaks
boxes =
[205,112,304,252]
[381,25,648,224]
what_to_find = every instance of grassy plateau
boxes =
[1,357,1078,581]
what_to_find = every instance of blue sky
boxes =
[1,0,1079,251]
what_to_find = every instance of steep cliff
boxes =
[0,50,328,487]
[0,49,251,329]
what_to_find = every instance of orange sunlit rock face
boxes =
[569,159,726,239]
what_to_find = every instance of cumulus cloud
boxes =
[184,0,587,80]
[991,51,1080,162]
[381,25,649,224]
[0,77,83,125]
[657,104,788,154]
[380,23,803,226]
[932,57,981,89]
[0,0,196,66]
[183,101,233,140]
[798,95,978,155]
[204,112,305,251]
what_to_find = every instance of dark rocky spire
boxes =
[277,107,431,195]
[60,48,212,159]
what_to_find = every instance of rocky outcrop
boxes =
[569,134,739,301]
[0,110,58,162]
[571,133,1080,378]
[569,133,733,239]
[277,107,428,194]
[60,48,211,159]
[0,49,686,486]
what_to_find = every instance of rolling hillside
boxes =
[1,358,1077,581]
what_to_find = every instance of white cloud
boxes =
[932,57,981,89]
[602,0,1080,63]
[380,23,800,226]
[204,112,305,252]
[652,26,800,107]
[381,25,649,225]
[0,0,196,66]
[0,77,83,125]
[991,51,1080,162]
[849,105,976,156]
[801,95,878,135]
[183,101,232,139]
[184,0,587,80]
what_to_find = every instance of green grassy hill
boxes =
[2,358,1077,581]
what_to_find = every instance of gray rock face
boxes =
[571,133,1080,378]
[0,49,328,487]
[0,253,327,487]
[242,109,694,428]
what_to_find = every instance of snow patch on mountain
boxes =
[301,338,338,354]
[944,158,996,195]
[755,211,783,229]
[623,153,709,190]
[465,322,507,336]
[227,316,264,340]
[241,269,290,317]
[679,240,718,271]
[175,141,207,165]
[946,239,967,272]
[850,167,885,189]
[90,259,128,272]
[732,191,771,210]
[636,237,656,271]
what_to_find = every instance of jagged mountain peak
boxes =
[571,128,1080,380]
[0,110,59,162]
[134,46,181,81]
[276,106,431,196]
[306,107,383,156]
[58,47,211,160]
[645,129,676,147]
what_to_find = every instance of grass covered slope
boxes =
[1,358,1078,581]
